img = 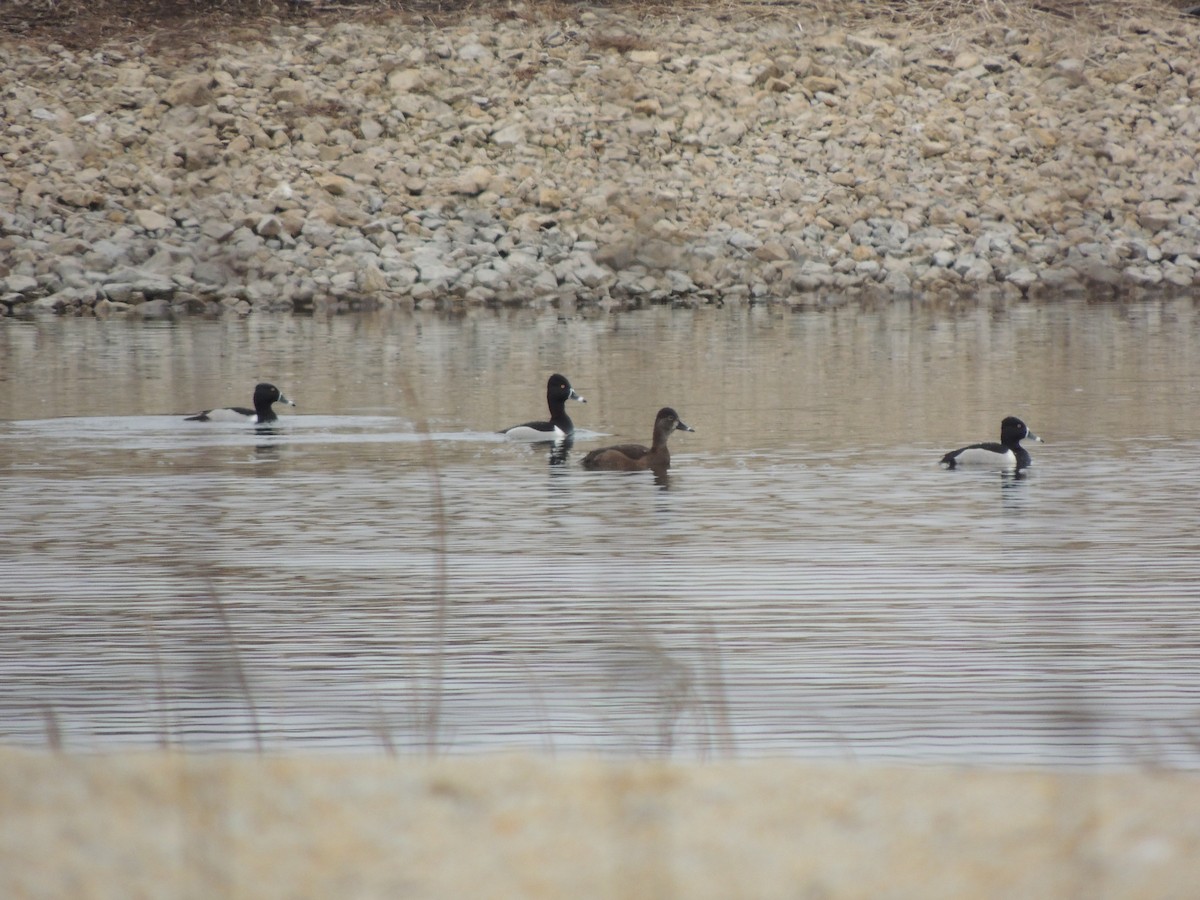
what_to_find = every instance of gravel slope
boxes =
[2,2,1199,314]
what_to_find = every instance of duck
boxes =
[582,407,694,472]
[501,374,586,441]
[940,416,1042,469]
[185,383,296,424]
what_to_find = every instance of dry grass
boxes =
[590,31,655,53]
[2,0,1195,51]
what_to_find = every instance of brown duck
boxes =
[581,407,694,472]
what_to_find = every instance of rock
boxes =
[164,75,215,107]
[1162,264,1194,287]
[409,249,461,287]
[135,298,172,318]
[387,68,427,93]
[1069,258,1122,286]
[360,118,384,141]
[802,75,840,94]
[133,210,173,231]
[846,34,890,55]
[0,7,1196,314]
[3,274,39,295]
[357,264,391,293]
[1123,265,1163,286]
[192,260,233,287]
[458,42,492,63]
[755,242,790,262]
[255,215,284,238]
[56,187,104,209]
[727,230,761,251]
[1137,200,1176,232]
[452,166,492,195]
[491,124,525,147]
[567,253,612,288]
[316,174,354,196]
[1006,267,1038,289]
[272,78,309,106]
[536,187,563,209]
[201,220,236,242]
[267,182,294,206]
[279,210,307,237]
[301,121,329,145]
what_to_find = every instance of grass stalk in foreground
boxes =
[396,372,450,756]
[206,579,264,754]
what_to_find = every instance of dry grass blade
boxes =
[143,611,174,750]
[698,618,734,759]
[41,704,63,752]
[206,580,264,755]
[393,371,450,757]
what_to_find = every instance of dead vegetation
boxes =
[2,0,1196,52]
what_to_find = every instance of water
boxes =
[2,297,1200,766]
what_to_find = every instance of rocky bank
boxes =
[1,3,1199,316]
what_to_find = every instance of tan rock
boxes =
[1031,128,1059,149]
[802,75,839,94]
[451,166,493,195]
[279,209,307,237]
[133,209,173,231]
[56,187,104,208]
[315,174,354,196]
[254,215,283,237]
[300,121,328,145]
[536,186,563,209]
[272,78,309,105]
[387,68,427,93]
[163,74,215,107]
[754,241,789,262]
[358,264,390,293]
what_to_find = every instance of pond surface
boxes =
[2,296,1200,766]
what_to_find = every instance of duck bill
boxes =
[1027,430,1042,443]
[676,420,695,433]
[280,394,297,407]
[569,389,586,403]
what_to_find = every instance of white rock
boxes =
[568,253,612,288]
[491,124,525,148]
[1006,267,1038,288]
[628,50,660,65]
[4,274,39,294]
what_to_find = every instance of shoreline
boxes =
[4,748,1200,898]
[2,3,1199,316]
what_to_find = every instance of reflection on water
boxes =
[2,297,1200,767]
